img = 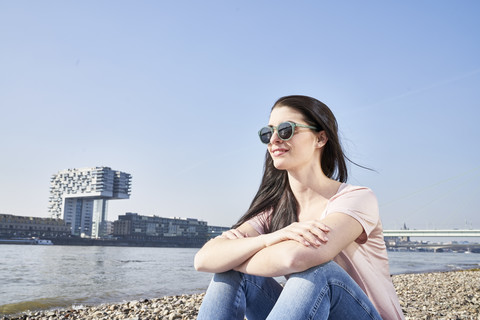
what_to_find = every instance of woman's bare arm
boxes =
[194,222,266,273]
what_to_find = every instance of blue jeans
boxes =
[197,261,382,320]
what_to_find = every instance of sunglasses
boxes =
[258,121,318,144]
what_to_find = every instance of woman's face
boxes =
[267,106,323,172]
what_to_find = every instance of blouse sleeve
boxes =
[246,210,272,235]
[325,186,379,244]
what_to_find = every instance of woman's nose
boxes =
[270,130,281,144]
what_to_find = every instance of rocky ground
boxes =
[392,269,479,320]
[1,269,479,320]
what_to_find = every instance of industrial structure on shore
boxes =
[48,167,132,238]
[0,165,229,247]
[0,212,227,247]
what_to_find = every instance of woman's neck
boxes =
[287,167,342,213]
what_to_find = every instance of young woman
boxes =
[194,95,404,320]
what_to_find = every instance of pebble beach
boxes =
[1,269,479,320]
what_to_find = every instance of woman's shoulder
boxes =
[332,183,377,201]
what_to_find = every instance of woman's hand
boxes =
[262,220,330,247]
[217,228,249,240]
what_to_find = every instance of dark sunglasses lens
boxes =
[259,127,272,143]
[278,123,294,140]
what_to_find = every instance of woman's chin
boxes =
[272,160,289,171]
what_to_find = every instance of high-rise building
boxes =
[48,167,132,238]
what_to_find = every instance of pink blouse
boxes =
[247,183,405,320]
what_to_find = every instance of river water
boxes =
[0,245,479,315]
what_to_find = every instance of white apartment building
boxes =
[48,167,132,238]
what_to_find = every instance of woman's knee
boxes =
[289,261,347,282]
[212,269,243,284]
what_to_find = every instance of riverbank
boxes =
[392,268,479,319]
[1,269,479,320]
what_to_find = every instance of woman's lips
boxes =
[271,148,288,156]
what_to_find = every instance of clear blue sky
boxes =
[1,1,479,230]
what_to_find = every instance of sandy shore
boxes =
[1,269,479,320]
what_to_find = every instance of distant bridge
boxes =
[383,229,480,237]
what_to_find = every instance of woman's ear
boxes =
[316,131,328,148]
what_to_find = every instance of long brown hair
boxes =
[233,95,350,233]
